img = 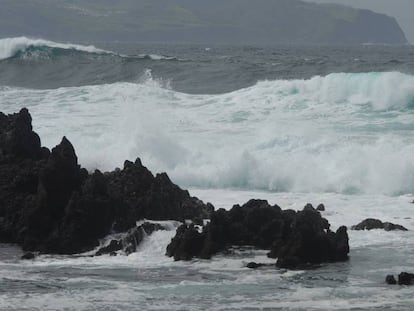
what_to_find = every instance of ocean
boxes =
[1,36,414,310]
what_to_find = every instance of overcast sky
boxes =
[305,0,413,43]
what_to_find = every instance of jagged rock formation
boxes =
[166,200,349,269]
[351,219,408,231]
[316,204,325,212]
[0,108,213,254]
[0,108,351,270]
[95,222,165,256]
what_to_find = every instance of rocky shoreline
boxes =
[1,108,411,278]
[166,201,349,269]
[0,108,212,254]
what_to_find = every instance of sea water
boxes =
[1,37,414,310]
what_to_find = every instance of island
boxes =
[0,0,407,45]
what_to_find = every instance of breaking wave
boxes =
[0,36,112,60]
[1,71,414,195]
[0,36,180,61]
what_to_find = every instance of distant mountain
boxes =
[0,0,407,45]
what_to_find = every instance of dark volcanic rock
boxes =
[20,139,119,254]
[95,222,165,256]
[123,222,164,255]
[351,218,408,231]
[383,222,408,231]
[387,272,414,285]
[316,204,325,212]
[38,136,83,213]
[105,159,213,222]
[398,272,414,285]
[0,108,42,160]
[271,209,349,269]
[0,109,213,255]
[21,252,35,260]
[386,275,397,285]
[166,224,204,261]
[95,240,123,256]
[246,262,274,269]
[166,200,349,269]
[246,262,264,269]
[351,218,383,230]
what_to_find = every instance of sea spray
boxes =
[0,36,182,62]
[0,37,111,60]
[1,72,414,195]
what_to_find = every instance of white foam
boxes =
[1,72,414,195]
[138,53,179,61]
[1,189,414,310]
[20,221,179,269]
[0,36,112,60]
[191,189,414,230]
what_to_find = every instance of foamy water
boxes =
[0,36,111,60]
[1,71,414,195]
[1,38,414,311]
[1,190,414,311]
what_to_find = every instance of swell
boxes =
[1,71,414,195]
[0,37,111,60]
[0,37,181,61]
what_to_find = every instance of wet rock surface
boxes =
[1,108,351,270]
[95,222,165,256]
[351,218,408,231]
[0,108,213,254]
[398,272,414,285]
[316,204,325,212]
[166,200,349,269]
[245,262,275,269]
[0,108,42,160]
[386,272,414,285]
[21,252,35,260]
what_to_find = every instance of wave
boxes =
[0,36,113,60]
[253,71,414,112]
[0,36,181,62]
[137,54,181,61]
[1,71,414,195]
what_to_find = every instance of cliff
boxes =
[0,0,407,45]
